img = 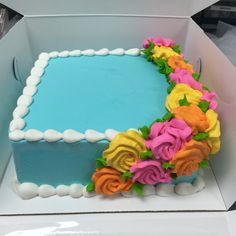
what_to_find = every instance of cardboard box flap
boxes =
[1,0,218,17]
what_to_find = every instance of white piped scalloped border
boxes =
[13,175,205,200]
[9,48,141,143]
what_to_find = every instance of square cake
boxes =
[9,37,221,199]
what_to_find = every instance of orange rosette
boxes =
[170,140,211,176]
[92,167,132,195]
[172,104,210,134]
[168,55,194,74]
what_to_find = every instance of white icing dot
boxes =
[9,118,25,131]
[56,185,69,197]
[39,52,50,61]
[58,50,69,57]
[24,129,43,141]
[105,129,120,141]
[44,129,62,142]
[31,67,44,77]
[125,48,140,56]
[69,184,83,198]
[9,130,25,141]
[143,185,156,196]
[13,106,29,118]
[23,86,37,97]
[95,48,109,56]
[63,129,85,143]
[174,183,196,195]
[49,51,59,58]
[26,76,41,86]
[69,50,81,57]
[156,184,174,197]
[121,190,135,198]
[17,95,33,107]
[83,186,96,198]
[17,183,38,200]
[82,49,95,56]
[85,129,106,143]
[109,48,125,55]
[38,185,56,198]
[34,59,48,69]
[193,176,205,191]
[174,177,205,196]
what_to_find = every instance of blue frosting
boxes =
[24,55,168,132]
[12,54,196,187]
[12,140,108,186]
[172,171,198,185]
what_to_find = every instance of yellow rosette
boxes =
[103,130,146,173]
[166,84,203,111]
[152,46,179,60]
[205,109,221,154]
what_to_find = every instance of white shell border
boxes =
[13,175,205,200]
[9,48,141,143]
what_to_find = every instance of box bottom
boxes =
[0,158,226,215]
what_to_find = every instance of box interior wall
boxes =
[0,13,235,213]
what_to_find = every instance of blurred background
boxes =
[193,0,236,66]
[0,0,236,66]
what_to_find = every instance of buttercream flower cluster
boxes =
[86,37,221,196]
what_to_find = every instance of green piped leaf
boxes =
[146,55,153,62]
[140,150,154,160]
[171,173,178,180]
[139,126,150,139]
[155,59,173,75]
[86,182,95,192]
[155,118,163,122]
[202,86,210,92]
[96,157,107,168]
[142,41,155,61]
[162,111,174,121]
[199,160,209,169]
[121,171,133,180]
[192,73,200,81]
[151,111,174,125]
[172,44,181,54]
[193,132,209,141]
[132,182,144,196]
[198,101,210,112]
[184,59,189,63]
[179,95,189,106]
[162,162,175,169]
[167,80,176,94]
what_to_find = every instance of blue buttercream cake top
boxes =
[23,55,168,132]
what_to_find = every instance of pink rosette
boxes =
[145,118,192,161]
[169,68,203,91]
[154,36,175,47]
[143,36,175,49]
[143,37,155,49]
[201,90,218,110]
[131,160,171,185]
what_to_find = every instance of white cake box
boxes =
[0,0,235,222]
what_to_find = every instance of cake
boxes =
[9,37,221,199]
